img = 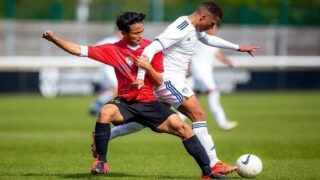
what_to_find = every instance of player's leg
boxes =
[208,89,237,130]
[155,114,226,179]
[156,80,219,165]
[194,72,237,130]
[91,102,125,174]
[177,111,188,121]
[155,80,236,174]
[178,96,237,174]
[110,122,144,140]
[177,95,219,166]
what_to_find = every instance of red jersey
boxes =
[88,39,163,102]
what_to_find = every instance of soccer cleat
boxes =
[211,162,237,175]
[91,132,98,158]
[219,121,238,131]
[201,172,228,179]
[91,160,109,174]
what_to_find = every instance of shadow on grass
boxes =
[1,172,243,179]
[64,172,200,179]
[6,172,201,179]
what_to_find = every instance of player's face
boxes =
[123,23,144,46]
[197,14,220,32]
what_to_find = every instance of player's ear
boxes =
[120,31,126,36]
[199,13,206,21]
[200,12,211,21]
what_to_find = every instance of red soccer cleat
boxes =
[211,161,238,175]
[91,160,109,174]
[201,172,228,179]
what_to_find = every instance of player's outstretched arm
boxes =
[200,35,260,57]
[42,30,81,56]
[199,34,239,51]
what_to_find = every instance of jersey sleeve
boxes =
[150,52,164,73]
[155,17,190,50]
[198,32,239,51]
[87,44,118,66]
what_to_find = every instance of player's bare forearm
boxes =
[131,79,144,89]
[136,55,162,86]
[42,30,81,56]
[145,68,163,86]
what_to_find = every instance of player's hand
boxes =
[42,30,55,41]
[131,79,144,89]
[238,45,260,57]
[136,55,151,71]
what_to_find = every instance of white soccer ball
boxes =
[236,154,263,178]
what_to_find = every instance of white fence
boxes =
[0,56,319,71]
[0,56,319,95]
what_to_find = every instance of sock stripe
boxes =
[192,122,207,125]
[192,123,207,129]
[192,125,207,129]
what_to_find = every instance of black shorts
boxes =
[107,96,175,131]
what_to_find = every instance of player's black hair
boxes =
[197,1,223,20]
[116,12,146,33]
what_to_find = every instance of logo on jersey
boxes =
[182,87,189,94]
[125,56,133,65]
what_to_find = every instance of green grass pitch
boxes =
[0,91,319,179]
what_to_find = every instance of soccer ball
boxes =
[235,154,263,178]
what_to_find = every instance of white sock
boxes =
[177,111,188,121]
[192,121,220,167]
[110,122,144,140]
[208,91,228,127]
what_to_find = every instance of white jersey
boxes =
[155,16,206,80]
[147,16,238,107]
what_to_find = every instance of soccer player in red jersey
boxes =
[42,12,226,179]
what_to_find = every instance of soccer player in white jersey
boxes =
[190,25,237,131]
[89,30,121,116]
[111,1,259,175]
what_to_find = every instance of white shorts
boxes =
[154,79,194,108]
[192,72,216,92]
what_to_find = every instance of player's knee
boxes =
[176,122,194,139]
[190,108,206,121]
[98,105,116,123]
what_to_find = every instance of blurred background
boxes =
[0,0,319,95]
[1,2,319,179]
